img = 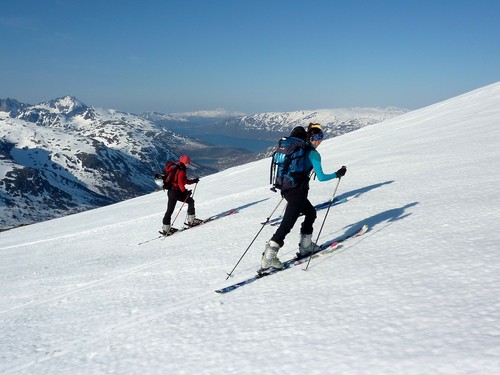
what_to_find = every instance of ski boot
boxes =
[297,234,321,258]
[260,240,284,271]
[185,214,204,227]
[160,224,171,236]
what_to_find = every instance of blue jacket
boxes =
[307,147,338,181]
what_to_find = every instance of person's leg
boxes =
[300,198,317,235]
[298,198,321,256]
[271,189,307,246]
[262,189,308,269]
[161,190,180,234]
[162,190,179,225]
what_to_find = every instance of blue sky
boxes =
[1,0,499,114]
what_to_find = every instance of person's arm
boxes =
[176,169,187,192]
[186,177,199,184]
[308,149,337,181]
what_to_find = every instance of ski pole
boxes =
[277,203,287,222]
[225,197,284,280]
[304,177,342,270]
[191,181,198,197]
[183,182,199,224]
[171,193,190,227]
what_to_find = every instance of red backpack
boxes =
[162,161,179,190]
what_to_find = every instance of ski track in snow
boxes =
[1,226,372,375]
[1,83,500,374]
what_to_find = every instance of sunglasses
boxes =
[310,131,324,141]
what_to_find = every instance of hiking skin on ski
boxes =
[138,209,238,245]
[160,209,238,236]
[216,224,368,294]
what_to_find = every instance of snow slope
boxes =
[1,83,499,374]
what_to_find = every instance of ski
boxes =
[215,224,368,294]
[265,197,348,226]
[307,223,368,260]
[215,242,338,294]
[158,227,181,237]
[160,209,238,237]
[139,208,238,245]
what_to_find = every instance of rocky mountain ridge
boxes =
[0,96,212,230]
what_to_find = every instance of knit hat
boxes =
[290,126,307,141]
[180,155,191,166]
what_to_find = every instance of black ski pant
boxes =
[271,187,316,247]
[162,189,195,225]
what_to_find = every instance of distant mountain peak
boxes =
[0,98,23,115]
[43,95,88,114]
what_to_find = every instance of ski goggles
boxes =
[309,131,324,141]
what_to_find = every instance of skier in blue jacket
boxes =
[261,123,347,271]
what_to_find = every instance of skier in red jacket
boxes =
[161,155,201,235]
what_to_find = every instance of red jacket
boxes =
[171,164,196,192]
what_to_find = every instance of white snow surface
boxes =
[1,83,500,374]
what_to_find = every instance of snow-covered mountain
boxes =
[142,108,244,122]
[0,82,498,374]
[215,107,407,140]
[143,107,407,163]
[0,96,212,230]
[144,107,407,142]
[1,98,404,230]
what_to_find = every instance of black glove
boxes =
[192,178,200,183]
[336,166,347,178]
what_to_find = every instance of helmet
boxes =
[180,155,191,166]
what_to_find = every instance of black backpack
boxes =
[270,136,312,191]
